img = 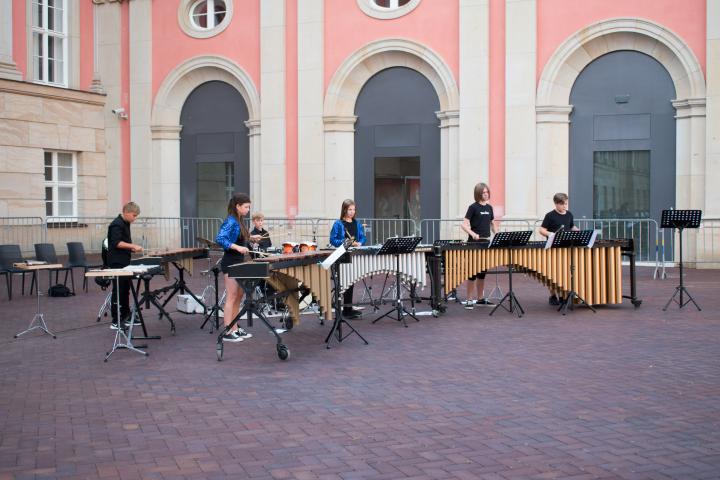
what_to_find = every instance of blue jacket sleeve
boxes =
[356,220,366,245]
[215,217,239,251]
[329,220,344,247]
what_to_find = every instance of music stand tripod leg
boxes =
[326,264,368,347]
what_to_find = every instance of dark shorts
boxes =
[467,237,489,280]
[220,251,246,274]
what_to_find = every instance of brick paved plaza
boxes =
[1,263,719,479]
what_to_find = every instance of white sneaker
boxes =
[461,299,476,309]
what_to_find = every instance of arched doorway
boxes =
[353,66,440,239]
[179,80,250,219]
[569,51,676,221]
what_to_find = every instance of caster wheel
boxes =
[52,335,57,339]
[432,310,439,318]
[632,300,642,308]
[277,345,290,361]
[216,344,224,361]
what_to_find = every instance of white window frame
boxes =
[357,0,421,19]
[178,0,233,39]
[31,0,68,87]
[44,151,78,221]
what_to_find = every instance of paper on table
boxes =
[321,245,346,270]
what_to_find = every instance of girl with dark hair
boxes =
[329,199,366,318]
[215,192,263,342]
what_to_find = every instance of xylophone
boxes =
[440,240,626,306]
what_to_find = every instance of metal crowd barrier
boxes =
[0,217,45,254]
[1,216,718,270]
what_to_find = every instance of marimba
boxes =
[439,240,626,306]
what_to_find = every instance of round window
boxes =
[178,0,233,39]
[357,0,421,19]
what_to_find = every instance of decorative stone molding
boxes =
[324,38,458,118]
[0,78,106,105]
[536,104,573,124]
[355,0,422,20]
[152,55,259,127]
[244,119,261,136]
[538,18,706,105]
[672,98,707,119]
[322,115,357,132]
[150,125,182,140]
[91,0,127,4]
[436,109,459,129]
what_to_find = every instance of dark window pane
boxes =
[593,151,650,218]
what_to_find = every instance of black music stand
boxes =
[372,236,423,327]
[324,245,368,348]
[489,231,532,318]
[661,209,702,311]
[200,260,223,333]
[552,230,597,315]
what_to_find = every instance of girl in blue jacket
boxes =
[215,192,262,343]
[329,199,365,318]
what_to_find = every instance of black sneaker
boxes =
[477,298,494,306]
[548,295,560,306]
[236,328,253,339]
[342,309,361,319]
[222,331,244,343]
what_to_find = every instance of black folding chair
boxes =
[67,242,103,292]
[32,243,75,294]
[0,244,37,301]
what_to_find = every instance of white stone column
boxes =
[536,105,572,214]
[458,0,490,210]
[245,119,262,207]
[129,0,153,214]
[504,0,536,219]
[707,0,720,218]
[322,116,356,218]
[95,1,123,214]
[437,110,460,218]
[297,0,324,217]
[90,3,104,93]
[673,99,706,212]
[0,0,23,80]
[260,0,286,216]
[150,126,182,218]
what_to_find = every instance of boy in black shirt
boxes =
[539,193,578,305]
[250,212,272,253]
[106,202,144,328]
[460,182,497,307]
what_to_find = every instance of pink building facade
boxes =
[1,0,718,236]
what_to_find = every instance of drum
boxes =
[282,241,299,254]
[299,241,317,252]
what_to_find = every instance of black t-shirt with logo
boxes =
[464,202,494,239]
[541,209,575,233]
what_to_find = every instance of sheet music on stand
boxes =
[660,209,702,229]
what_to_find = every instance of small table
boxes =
[86,268,149,361]
[13,263,62,339]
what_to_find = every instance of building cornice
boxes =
[0,78,106,106]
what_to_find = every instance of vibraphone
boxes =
[220,250,332,361]
[338,246,429,294]
[436,239,631,308]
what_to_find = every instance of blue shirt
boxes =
[216,215,245,251]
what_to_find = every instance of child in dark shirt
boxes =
[460,182,497,307]
[539,192,579,305]
[250,212,272,253]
